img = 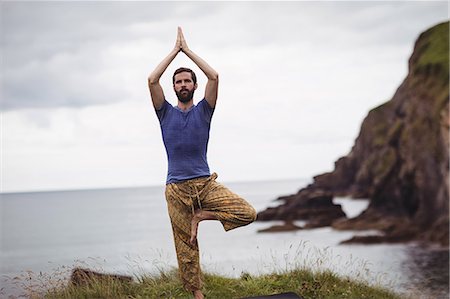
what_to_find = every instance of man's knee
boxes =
[245,205,257,224]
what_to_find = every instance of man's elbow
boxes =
[148,74,159,85]
[209,72,219,81]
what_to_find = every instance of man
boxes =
[148,27,257,299]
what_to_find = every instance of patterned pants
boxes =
[165,172,257,292]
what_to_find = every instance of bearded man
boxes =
[147,27,257,299]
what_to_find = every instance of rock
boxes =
[257,188,347,227]
[258,221,302,233]
[332,210,400,231]
[340,224,419,244]
[70,268,133,287]
[258,22,449,246]
[341,235,387,245]
[419,216,450,247]
[329,22,449,246]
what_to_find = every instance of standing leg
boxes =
[165,185,203,295]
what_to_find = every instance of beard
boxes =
[176,88,195,103]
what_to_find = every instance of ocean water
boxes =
[1,179,448,298]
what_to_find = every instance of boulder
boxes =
[70,268,133,287]
[258,188,346,227]
[258,221,303,233]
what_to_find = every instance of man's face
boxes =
[173,72,197,103]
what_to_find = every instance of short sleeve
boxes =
[155,100,171,123]
[197,98,215,123]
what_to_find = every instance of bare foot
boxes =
[193,289,204,299]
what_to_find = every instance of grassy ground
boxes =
[31,267,402,299]
[9,243,406,298]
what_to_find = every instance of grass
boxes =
[10,262,403,299]
[414,21,449,79]
[3,242,412,298]
[43,268,402,299]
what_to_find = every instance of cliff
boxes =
[258,21,449,246]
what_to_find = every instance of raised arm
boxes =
[148,30,181,110]
[179,27,219,108]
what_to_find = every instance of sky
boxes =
[1,1,448,193]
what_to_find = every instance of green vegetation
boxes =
[18,267,404,299]
[414,21,449,78]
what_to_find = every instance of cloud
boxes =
[2,1,448,191]
[3,1,447,111]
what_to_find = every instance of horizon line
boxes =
[0,176,312,195]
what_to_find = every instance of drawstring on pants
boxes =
[170,173,218,215]
[189,184,201,215]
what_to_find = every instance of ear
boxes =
[194,83,198,90]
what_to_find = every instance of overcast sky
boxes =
[1,1,448,192]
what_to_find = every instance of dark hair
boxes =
[172,67,197,85]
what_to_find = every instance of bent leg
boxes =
[200,181,257,231]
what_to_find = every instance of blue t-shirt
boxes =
[156,98,214,184]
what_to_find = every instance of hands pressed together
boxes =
[174,27,189,53]
[148,26,218,110]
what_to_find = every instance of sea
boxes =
[1,178,448,298]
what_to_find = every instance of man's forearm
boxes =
[183,49,218,80]
[177,28,218,106]
[184,48,219,107]
[179,27,218,80]
[148,48,179,84]
[148,48,180,109]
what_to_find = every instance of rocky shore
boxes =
[257,21,449,247]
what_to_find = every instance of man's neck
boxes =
[177,100,194,111]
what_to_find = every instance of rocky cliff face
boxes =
[258,22,449,246]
